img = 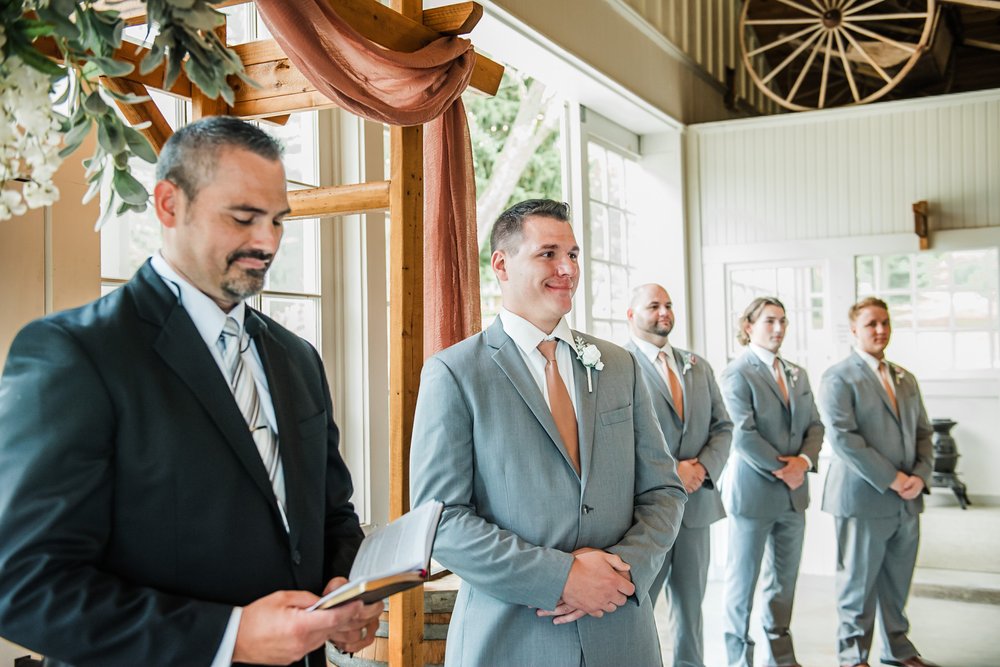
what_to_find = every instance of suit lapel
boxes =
[854,353,900,425]
[572,332,598,489]
[747,350,788,411]
[488,321,579,478]
[251,310,303,550]
[132,262,287,530]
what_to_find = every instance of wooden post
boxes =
[387,1,425,664]
[191,24,231,119]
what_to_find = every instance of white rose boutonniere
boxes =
[573,335,604,392]
[892,365,905,385]
[681,352,697,375]
[785,364,800,388]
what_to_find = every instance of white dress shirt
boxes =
[499,309,578,415]
[630,336,685,401]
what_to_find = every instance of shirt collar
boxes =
[499,308,575,358]
[630,336,673,365]
[748,342,781,368]
[853,346,887,372]
[150,252,246,349]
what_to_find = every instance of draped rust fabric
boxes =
[255,0,483,356]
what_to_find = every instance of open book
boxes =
[308,499,444,611]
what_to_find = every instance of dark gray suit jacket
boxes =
[0,261,363,666]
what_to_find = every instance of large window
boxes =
[855,249,1000,374]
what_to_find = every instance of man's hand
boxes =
[677,459,706,493]
[898,474,925,500]
[773,455,808,490]
[558,549,634,619]
[232,581,382,664]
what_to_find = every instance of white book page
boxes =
[348,500,442,582]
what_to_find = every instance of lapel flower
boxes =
[573,335,604,393]
[784,363,800,388]
[681,352,696,375]
[891,364,905,385]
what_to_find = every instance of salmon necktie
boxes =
[657,351,684,422]
[879,360,899,415]
[773,358,789,405]
[537,339,580,475]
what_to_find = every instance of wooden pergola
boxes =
[94,1,503,665]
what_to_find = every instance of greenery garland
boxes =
[0,0,252,224]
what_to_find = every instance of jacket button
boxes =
[582,505,593,514]
[292,550,302,565]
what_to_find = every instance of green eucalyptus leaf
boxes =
[113,151,130,169]
[10,40,66,77]
[83,90,110,115]
[34,7,79,40]
[97,116,127,154]
[123,126,157,164]
[169,0,198,10]
[83,168,105,204]
[50,0,77,18]
[101,87,152,105]
[17,18,56,40]
[139,42,165,75]
[173,5,224,32]
[90,56,134,78]
[112,168,150,205]
[164,45,186,90]
[63,117,93,150]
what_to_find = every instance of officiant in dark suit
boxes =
[0,116,381,666]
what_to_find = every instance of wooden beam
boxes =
[422,2,483,35]
[101,78,172,153]
[285,181,390,220]
[963,38,1000,54]
[191,24,230,119]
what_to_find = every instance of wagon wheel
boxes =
[740,0,937,111]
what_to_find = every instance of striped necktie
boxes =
[219,317,287,523]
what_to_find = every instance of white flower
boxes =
[22,180,60,208]
[0,189,27,220]
[681,352,697,375]
[892,365,905,385]
[785,364,800,388]
[573,335,605,392]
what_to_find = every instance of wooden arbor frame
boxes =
[96,1,503,665]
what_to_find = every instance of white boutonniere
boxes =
[573,335,604,392]
[681,352,696,375]
[785,364,800,388]
[892,365,905,385]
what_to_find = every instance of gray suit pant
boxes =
[649,524,711,667]
[723,509,805,667]
[834,513,920,665]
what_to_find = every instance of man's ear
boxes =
[154,180,181,229]
[491,250,508,282]
[625,307,634,323]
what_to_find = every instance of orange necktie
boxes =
[538,340,580,474]
[657,351,684,422]
[879,360,899,415]
[773,358,789,405]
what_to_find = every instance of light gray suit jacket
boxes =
[410,318,687,667]
[819,351,934,518]
[720,349,824,518]
[625,341,732,527]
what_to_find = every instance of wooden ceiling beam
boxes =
[422,2,484,35]
[286,181,390,220]
[101,78,173,152]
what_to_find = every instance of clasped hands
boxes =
[535,547,634,625]
[232,576,382,664]
[677,458,706,493]
[890,470,925,500]
[773,455,809,490]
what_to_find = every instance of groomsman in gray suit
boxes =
[820,297,938,667]
[624,283,732,667]
[720,296,824,667]
[409,200,687,667]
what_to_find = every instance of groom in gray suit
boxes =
[624,283,732,667]
[820,297,937,667]
[719,296,823,667]
[410,199,687,667]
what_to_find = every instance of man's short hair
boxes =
[156,116,284,202]
[849,296,889,322]
[736,296,785,346]
[490,199,571,255]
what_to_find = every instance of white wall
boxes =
[687,90,1000,575]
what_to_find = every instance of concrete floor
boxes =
[656,497,1000,667]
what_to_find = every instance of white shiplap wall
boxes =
[690,89,1000,249]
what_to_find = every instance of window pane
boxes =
[915,291,950,328]
[953,292,991,328]
[885,293,913,328]
[267,219,320,293]
[590,202,608,261]
[590,261,611,320]
[608,208,623,264]
[592,320,613,342]
[954,331,991,370]
[223,3,255,45]
[883,255,911,290]
[587,142,606,202]
[606,151,625,208]
[855,256,875,295]
[264,112,319,186]
[100,156,159,280]
[262,296,319,348]
[916,332,952,372]
[952,249,998,290]
[888,331,917,364]
[610,265,629,317]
